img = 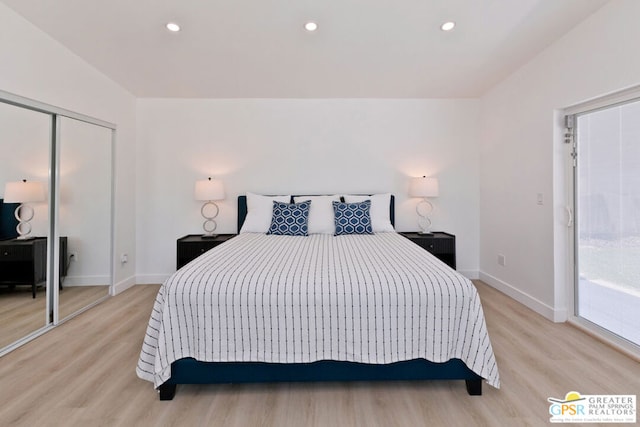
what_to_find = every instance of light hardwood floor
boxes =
[0,287,46,349]
[0,285,108,350]
[0,282,638,426]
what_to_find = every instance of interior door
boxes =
[573,98,640,347]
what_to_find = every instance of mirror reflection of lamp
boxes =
[3,179,46,240]
[194,177,225,238]
[409,176,439,235]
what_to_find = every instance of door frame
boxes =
[562,86,640,358]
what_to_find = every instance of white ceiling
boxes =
[2,0,608,98]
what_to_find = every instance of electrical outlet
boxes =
[121,253,128,264]
[498,254,506,267]
[69,252,78,262]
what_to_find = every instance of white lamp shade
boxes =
[195,178,225,201]
[409,176,439,198]
[3,180,46,203]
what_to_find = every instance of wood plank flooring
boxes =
[0,285,108,349]
[0,281,638,426]
[0,286,46,349]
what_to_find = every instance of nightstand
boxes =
[0,236,68,298]
[176,234,236,270]
[400,232,456,269]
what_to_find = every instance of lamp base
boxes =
[416,199,434,237]
[14,204,35,240]
[201,201,219,238]
[16,235,36,240]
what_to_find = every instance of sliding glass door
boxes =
[574,98,640,347]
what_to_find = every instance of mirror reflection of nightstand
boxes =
[0,237,68,298]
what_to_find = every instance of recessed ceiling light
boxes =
[166,22,181,32]
[304,22,318,32]
[441,21,455,31]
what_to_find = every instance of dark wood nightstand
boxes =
[176,234,236,270]
[400,232,456,269]
[0,236,68,298]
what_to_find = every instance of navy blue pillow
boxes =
[332,200,374,235]
[267,200,311,236]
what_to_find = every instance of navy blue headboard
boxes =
[0,199,19,240]
[237,194,395,232]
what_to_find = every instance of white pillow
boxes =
[343,193,395,232]
[293,195,341,234]
[240,192,291,233]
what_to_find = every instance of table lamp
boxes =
[409,176,439,235]
[194,177,225,237]
[3,179,46,239]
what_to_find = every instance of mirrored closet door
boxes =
[0,100,52,350]
[57,117,113,321]
[0,90,115,354]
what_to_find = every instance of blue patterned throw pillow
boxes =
[332,200,374,235]
[267,200,311,236]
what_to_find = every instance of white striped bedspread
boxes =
[137,232,500,389]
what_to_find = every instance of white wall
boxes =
[136,98,480,282]
[479,0,640,320]
[0,3,137,292]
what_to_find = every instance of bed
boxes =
[137,194,499,400]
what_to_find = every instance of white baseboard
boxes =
[458,270,479,280]
[479,271,566,322]
[136,274,171,285]
[62,275,110,287]
[112,275,136,296]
